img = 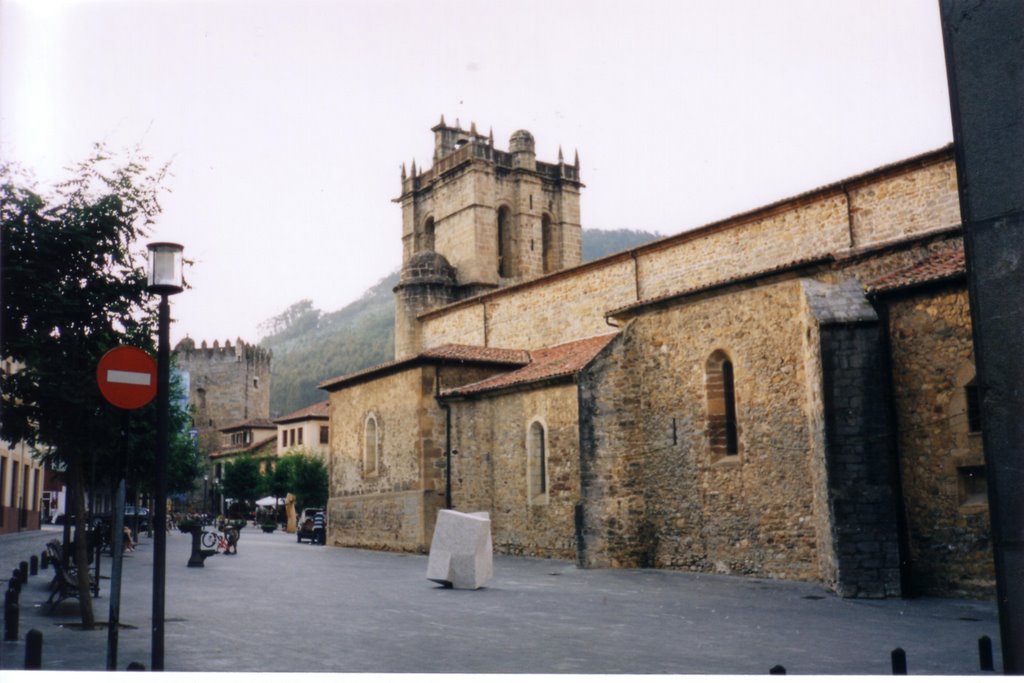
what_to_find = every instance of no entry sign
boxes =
[97,346,158,409]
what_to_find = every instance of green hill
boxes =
[262,228,661,415]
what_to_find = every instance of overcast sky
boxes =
[1,0,954,346]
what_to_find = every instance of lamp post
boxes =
[146,242,183,672]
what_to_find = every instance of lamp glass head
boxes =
[147,242,184,294]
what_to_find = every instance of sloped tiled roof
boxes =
[441,333,619,398]
[219,417,277,433]
[274,399,329,424]
[419,344,531,365]
[865,247,966,294]
[210,435,277,460]
[319,343,530,392]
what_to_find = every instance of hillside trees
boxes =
[1,147,195,628]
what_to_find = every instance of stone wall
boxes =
[448,383,581,559]
[326,367,443,552]
[416,152,960,358]
[580,280,824,580]
[174,338,272,457]
[882,285,994,597]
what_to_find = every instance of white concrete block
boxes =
[426,510,493,589]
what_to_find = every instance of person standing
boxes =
[312,509,326,546]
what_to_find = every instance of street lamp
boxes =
[146,241,183,672]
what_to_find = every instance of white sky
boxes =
[1,0,953,346]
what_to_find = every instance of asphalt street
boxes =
[0,523,1004,675]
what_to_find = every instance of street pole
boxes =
[152,293,170,671]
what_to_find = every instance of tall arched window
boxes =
[541,214,554,273]
[528,420,548,503]
[497,206,512,278]
[363,415,380,476]
[706,351,739,460]
[422,217,435,252]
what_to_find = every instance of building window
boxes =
[958,466,987,506]
[253,377,260,389]
[364,415,380,476]
[422,217,435,252]
[281,431,287,448]
[541,214,554,273]
[527,420,548,503]
[320,426,329,444]
[297,427,303,445]
[966,379,982,433]
[706,350,739,460]
[497,206,512,278]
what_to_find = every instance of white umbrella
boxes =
[254,496,285,507]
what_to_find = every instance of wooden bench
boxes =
[44,540,98,611]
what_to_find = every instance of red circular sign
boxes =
[96,346,158,410]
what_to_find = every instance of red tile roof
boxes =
[865,247,966,294]
[441,334,619,398]
[420,344,531,365]
[219,417,277,433]
[318,343,529,391]
[274,399,329,424]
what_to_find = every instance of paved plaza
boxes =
[0,524,1004,674]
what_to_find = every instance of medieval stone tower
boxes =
[173,337,272,457]
[393,118,584,359]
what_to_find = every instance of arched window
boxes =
[706,351,739,460]
[541,214,554,274]
[527,420,548,503]
[363,414,380,476]
[422,217,435,252]
[497,206,512,278]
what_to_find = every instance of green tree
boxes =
[1,147,170,629]
[289,453,328,511]
[221,456,264,513]
[264,455,295,504]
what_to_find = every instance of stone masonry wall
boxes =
[326,367,442,552]
[416,153,959,357]
[175,339,271,457]
[848,159,960,249]
[883,285,994,597]
[449,383,580,559]
[581,280,823,581]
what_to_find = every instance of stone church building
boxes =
[319,118,991,599]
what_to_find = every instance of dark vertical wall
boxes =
[940,1,1024,671]
[820,322,903,597]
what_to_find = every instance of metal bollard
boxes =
[769,664,787,674]
[978,635,994,672]
[10,569,22,594]
[29,556,38,576]
[4,588,19,642]
[891,647,907,675]
[19,561,28,583]
[25,629,42,669]
[127,661,146,670]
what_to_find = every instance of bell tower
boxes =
[392,118,584,358]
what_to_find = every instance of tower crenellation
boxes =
[173,336,272,457]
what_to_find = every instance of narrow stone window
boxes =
[497,206,512,278]
[706,350,740,460]
[528,420,548,503]
[541,214,554,274]
[297,427,304,445]
[319,426,329,444]
[965,379,982,433]
[364,415,380,476]
[958,465,987,506]
[423,217,435,252]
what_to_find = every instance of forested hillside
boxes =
[262,228,661,415]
